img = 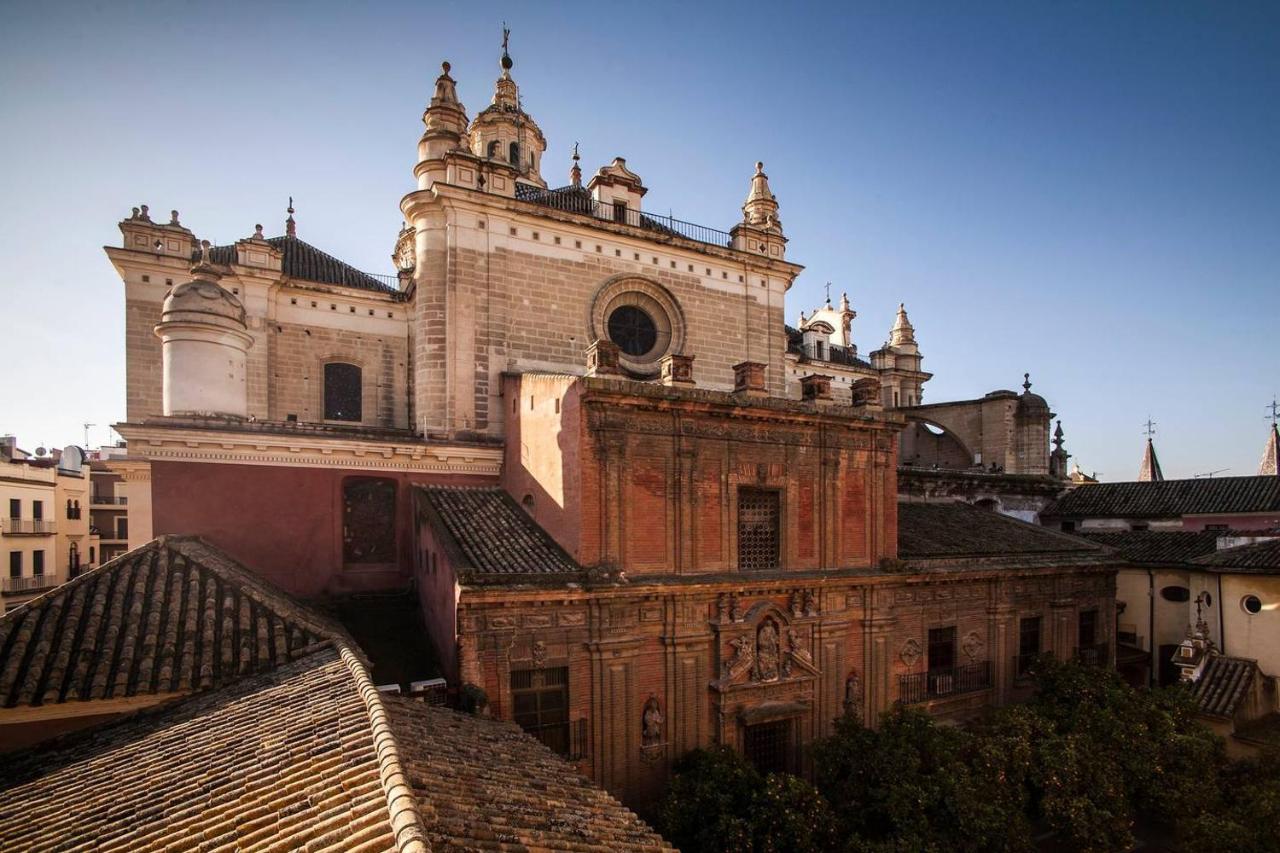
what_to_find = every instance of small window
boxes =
[613,201,628,223]
[1061,521,1077,533]
[32,500,43,521]
[487,140,500,158]
[8,498,18,519]
[1160,586,1191,603]
[1017,616,1041,677]
[89,546,96,564]
[509,141,520,166]
[342,477,396,565]
[1078,609,1098,648]
[8,552,20,578]
[68,542,79,572]
[1131,523,1150,531]
[737,488,780,572]
[1242,595,1263,615]
[324,362,362,422]
[32,550,44,576]
[928,626,956,673]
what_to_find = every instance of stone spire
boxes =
[1138,438,1164,482]
[890,303,915,347]
[1050,420,1070,479]
[570,142,582,187]
[741,162,781,231]
[285,197,296,238]
[1259,423,1279,476]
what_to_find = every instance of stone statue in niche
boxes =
[729,594,741,622]
[716,593,728,623]
[755,619,781,682]
[900,638,923,668]
[803,589,818,616]
[787,628,813,668]
[531,639,547,668]
[961,631,984,662]
[844,671,863,719]
[642,695,663,747]
[789,591,803,617]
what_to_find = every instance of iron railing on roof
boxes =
[898,662,992,704]
[798,342,873,369]
[361,271,402,289]
[514,184,734,248]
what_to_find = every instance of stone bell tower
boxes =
[467,28,547,189]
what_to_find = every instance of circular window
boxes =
[1242,595,1263,615]
[607,305,658,357]
[1203,592,1212,607]
[1160,586,1191,603]
[589,276,685,377]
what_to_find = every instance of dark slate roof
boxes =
[387,697,673,850]
[897,501,1105,560]
[1192,654,1258,718]
[1192,536,1280,572]
[1079,530,1228,566]
[418,486,582,576]
[199,235,396,294]
[0,536,346,709]
[1043,475,1280,520]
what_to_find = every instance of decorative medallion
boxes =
[961,631,984,662]
[900,638,923,668]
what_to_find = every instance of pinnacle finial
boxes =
[442,60,451,75]
[285,196,296,238]
[570,142,582,187]
[756,161,764,174]
[1023,373,1031,393]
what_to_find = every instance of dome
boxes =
[1017,390,1050,416]
[161,279,247,329]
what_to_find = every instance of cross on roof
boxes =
[1266,397,1279,426]
[824,282,832,304]
[1143,417,1157,438]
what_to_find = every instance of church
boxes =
[97,40,1115,805]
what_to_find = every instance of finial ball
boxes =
[441,61,451,74]
[755,161,764,173]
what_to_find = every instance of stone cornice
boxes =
[112,421,502,476]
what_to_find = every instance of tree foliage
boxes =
[656,659,1271,853]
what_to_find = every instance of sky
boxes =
[0,1,1276,481]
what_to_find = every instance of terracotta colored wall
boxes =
[413,504,461,682]
[150,460,493,599]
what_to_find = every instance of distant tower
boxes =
[1260,399,1279,476]
[1050,420,1070,479]
[414,61,470,191]
[1138,419,1164,482]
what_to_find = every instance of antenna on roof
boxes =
[1193,468,1229,479]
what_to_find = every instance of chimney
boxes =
[800,374,833,403]
[585,339,623,377]
[660,354,695,387]
[733,361,767,398]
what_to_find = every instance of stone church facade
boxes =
[99,41,1112,806]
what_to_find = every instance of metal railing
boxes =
[798,342,873,369]
[362,271,402,289]
[2,574,60,594]
[521,717,589,762]
[91,495,128,505]
[1,518,56,535]
[1076,643,1109,667]
[899,662,992,704]
[514,183,734,248]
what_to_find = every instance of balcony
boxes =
[91,495,128,506]
[1,518,56,535]
[797,342,873,369]
[899,662,992,704]
[2,574,61,594]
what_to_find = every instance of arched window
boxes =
[509,141,520,166]
[324,362,362,422]
[89,546,95,565]
[487,140,500,158]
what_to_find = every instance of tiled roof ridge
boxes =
[335,642,432,853]
[419,484,583,576]
[196,234,397,295]
[266,234,386,285]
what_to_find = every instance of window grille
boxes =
[743,719,791,775]
[737,488,780,572]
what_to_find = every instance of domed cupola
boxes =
[153,276,254,418]
[468,27,547,188]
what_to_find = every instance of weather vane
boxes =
[1266,397,1279,426]
[502,23,510,53]
[1143,417,1157,438]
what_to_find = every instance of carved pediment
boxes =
[712,602,819,692]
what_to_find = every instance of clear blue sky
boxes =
[1,2,1276,480]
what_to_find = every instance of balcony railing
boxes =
[798,342,873,369]
[91,495,128,505]
[1075,643,1109,667]
[2,574,60,594]
[521,717,589,762]
[514,183,734,248]
[899,662,992,704]
[1,518,56,535]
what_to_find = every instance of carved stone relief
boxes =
[844,670,863,719]
[961,631,984,662]
[900,638,923,668]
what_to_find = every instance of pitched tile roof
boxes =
[0,537,671,851]
[1191,536,1280,572]
[897,501,1105,560]
[1079,530,1227,565]
[0,537,347,710]
[1192,654,1258,718]
[387,697,673,851]
[0,648,407,853]
[1043,475,1280,520]
[201,235,398,294]
[417,485,582,577]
